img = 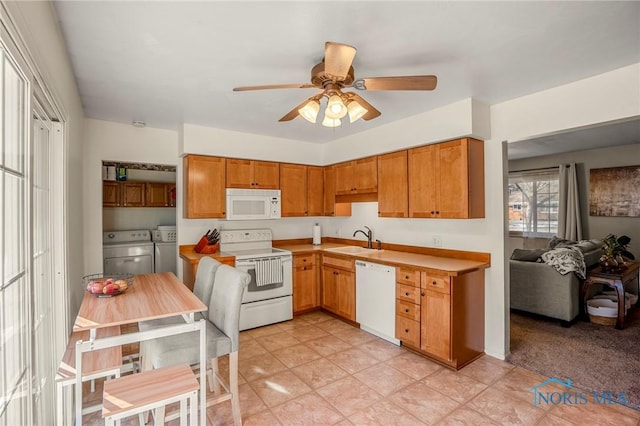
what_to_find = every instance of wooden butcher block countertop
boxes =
[275,238,490,276]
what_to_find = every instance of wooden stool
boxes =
[102,363,199,426]
[55,326,122,425]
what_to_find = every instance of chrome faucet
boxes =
[353,226,373,249]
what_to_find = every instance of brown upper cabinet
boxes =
[226,159,279,189]
[335,156,378,195]
[146,182,176,207]
[102,181,146,207]
[306,166,324,217]
[323,165,351,217]
[103,181,120,207]
[280,163,308,217]
[377,151,408,218]
[408,138,484,219]
[280,164,325,217]
[183,155,226,219]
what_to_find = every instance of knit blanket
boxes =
[541,247,586,279]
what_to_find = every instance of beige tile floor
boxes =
[83,311,640,425]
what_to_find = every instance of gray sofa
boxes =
[509,238,603,324]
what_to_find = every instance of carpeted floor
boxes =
[507,308,640,411]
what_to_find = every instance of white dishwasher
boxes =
[355,260,400,345]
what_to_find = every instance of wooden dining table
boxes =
[73,272,207,425]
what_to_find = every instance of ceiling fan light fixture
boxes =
[347,100,368,123]
[322,115,341,128]
[298,99,320,123]
[325,94,347,119]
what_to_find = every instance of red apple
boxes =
[88,281,104,294]
[103,283,120,294]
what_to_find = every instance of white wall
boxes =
[323,98,483,164]
[83,118,179,274]
[4,1,86,326]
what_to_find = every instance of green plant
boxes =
[601,234,635,261]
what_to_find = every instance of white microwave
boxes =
[226,188,281,220]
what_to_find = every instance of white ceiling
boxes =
[53,1,640,155]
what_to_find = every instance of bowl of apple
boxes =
[83,273,133,297]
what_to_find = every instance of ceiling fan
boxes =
[233,42,437,127]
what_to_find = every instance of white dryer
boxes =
[153,230,177,275]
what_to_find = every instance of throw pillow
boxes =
[548,236,575,249]
[510,248,547,262]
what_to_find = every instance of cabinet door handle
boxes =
[421,292,425,297]
[436,211,440,215]
[404,329,409,333]
[303,267,306,271]
[404,292,410,296]
[405,275,409,279]
[405,308,410,313]
[430,211,435,214]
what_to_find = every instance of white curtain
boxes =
[558,163,582,240]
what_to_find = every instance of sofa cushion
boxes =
[510,248,547,262]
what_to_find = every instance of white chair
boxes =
[139,256,221,374]
[145,265,250,425]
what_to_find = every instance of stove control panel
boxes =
[220,229,273,244]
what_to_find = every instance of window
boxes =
[1,27,66,424]
[508,168,559,236]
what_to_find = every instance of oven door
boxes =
[235,255,293,303]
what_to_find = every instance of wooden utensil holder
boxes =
[194,236,219,254]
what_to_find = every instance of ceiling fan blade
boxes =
[324,42,357,81]
[349,93,381,121]
[233,83,316,91]
[356,75,437,91]
[278,98,315,122]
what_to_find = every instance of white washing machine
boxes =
[154,240,177,275]
[103,230,154,275]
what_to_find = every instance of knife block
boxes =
[194,236,219,254]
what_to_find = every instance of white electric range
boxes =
[220,229,293,330]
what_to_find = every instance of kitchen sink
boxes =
[324,246,384,255]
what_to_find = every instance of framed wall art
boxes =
[589,165,640,217]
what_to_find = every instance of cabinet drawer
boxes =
[421,272,450,294]
[395,316,420,347]
[396,300,420,321]
[322,255,354,271]
[396,267,421,287]
[294,254,315,267]
[396,284,421,304]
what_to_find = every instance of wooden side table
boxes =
[581,262,640,329]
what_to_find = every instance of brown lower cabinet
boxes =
[293,253,319,313]
[395,265,485,370]
[179,245,235,291]
[321,254,355,321]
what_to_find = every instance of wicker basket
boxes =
[588,314,616,326]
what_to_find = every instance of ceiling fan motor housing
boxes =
[311,62,355,87]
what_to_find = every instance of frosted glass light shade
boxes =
[347,100,368,122]
[322,116,341,128]
[325,94,347,119]
[298,99,320,123]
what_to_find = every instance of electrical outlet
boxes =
[433,235,442,247]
